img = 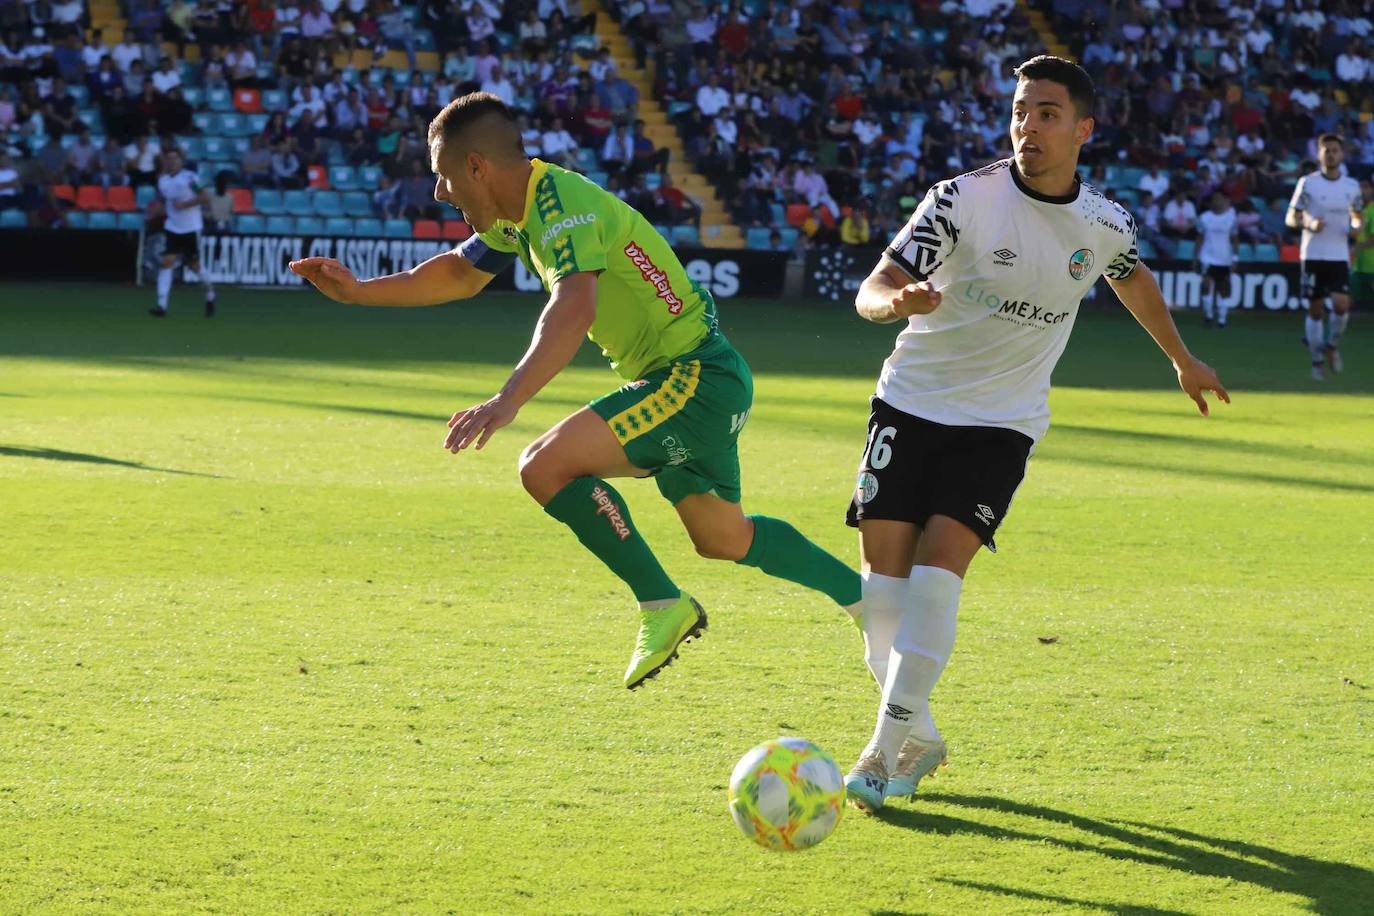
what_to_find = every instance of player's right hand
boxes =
[892,280,941,317]
[289,257,360,304]
[1308,217,1325,233]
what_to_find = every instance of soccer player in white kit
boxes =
[1286,134,1362,379]
[151,149,217,318]
[840,56,1230,813]
[1196,192,1238,328]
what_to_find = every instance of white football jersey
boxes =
[880,159,1139,443]
[1197,208,1237,267]
[158,168,204,235]
[1289,171,1361,262]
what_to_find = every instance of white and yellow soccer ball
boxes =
[727,737,844,851]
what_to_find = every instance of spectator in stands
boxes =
[52,33,83,83]
[1162,187,1198,245]
[237,134,272,188]
[376,0,417,71]
[630,118,668,176]
[204,171,234,231]
[601,122,633,178]
[271,139,302,188]
[443,46,477,87]
[66,127,99,184]
[623,170,654,217]
[300,1,335,52]
[480,64,516,107]
[291,82,326,124]
[225,40,256,87]
[125,133,160,186]
[160,86,192,135]
[396,157,434,220]
[332,86,366,140]
[653,171,700,228]
[88,55,121,99]
[42,76,79,137]
[96,137,129,189]
[151,57,181,95]
[1138,164,1169,202]
[540,115,578,168]
[768,229,786,253]
[0,153,20,210]
[839,203,870,246]
[343,125,373,166]
[372,172,403,219]
[293,109,324,167]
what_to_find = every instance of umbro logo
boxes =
[884,703,912,722]
[974,504,996,525]
[993,248,1017,267]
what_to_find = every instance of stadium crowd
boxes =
[1,0,1373,260]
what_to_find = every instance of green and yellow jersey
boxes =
[1356,200,1374,274]
[457,158,718,381]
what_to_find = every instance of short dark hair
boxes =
[427,91,522,158]
[1318,133,1343,148]
[1013,55,1096,118]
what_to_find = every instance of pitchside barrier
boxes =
[804,245,1362,312]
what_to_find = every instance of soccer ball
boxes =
[727,737,844,851]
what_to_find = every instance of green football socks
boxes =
[737,515,862,606]
[544,477,679,604]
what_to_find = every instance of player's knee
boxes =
[690,530,749,561]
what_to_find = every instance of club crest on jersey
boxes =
[857,472,879,504]
[1068,248,1094,280]
[502,226,519,244]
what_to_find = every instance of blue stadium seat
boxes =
[671,225,700,247]
[77,109,99,130]
[392,69,412,86]
[68,85,88,105]
[324,217,354,236]
[193,112,215,133]
[217,113,247,136]
[254,189,285,215]
[359,165,383,187]
[247,114,269,134]
[770,203,785,225]
[229,137,252,157]
[136,185,157,208]
[235,214,266,233]
[60,134,78,149]
[182,87,202,107]
[585,170,608,187]
[779,227,799,249]
[294,216,325,235]
[329,166,358,190]
[265,215,294,234]
[88,212,117,229]
[312,190,344,216]
[653,224,670,238]
[0,209,26,228]
[745,227,771,250]
[261,89,287,111]
[66,211,90,229]
[116,212,144,230]
[341,191,373,217]
[207,88,233,111]
[282,189,313,216]
[180,136,204,160]
[354,218,383,237]
[1137,238,1157,260]
[1254,243,1279,261]
[1174,239,1195,260]
[576,148,597,170]
[197,162,217,183]
[325,143,346,165]
[1237,243,1256,262]
[644,172,662,191]
[340,67,360,84]
[383,218,412,238]
[201,137,229,161]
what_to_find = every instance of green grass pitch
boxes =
[2,282,1371,914]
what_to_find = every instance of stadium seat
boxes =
[770,203,785,225]
[265,215,294,235]
[230,188,254,213]
[785,203,811,227]
[1280,244,1300,262]
[77,109,99,130]
[413,219,441,239]
[745,227,771,250]
[383,218,413,238]
[354,218,383,237]
[586,170,608,187]
[341,191,373,217]
[261,89,287,111]
[229,137,252,157]
[88,212,117,229]
[207,88,233,111]
[779,227,799,249]
[324,217,354,236]
[294,216,325,235]
[181,87,202,107]
[442,220,472,241]
[107,186,137,212]
[247,114,270,133]
[1137,239,1156,260]
[282,189,313,216]
[68,85,88,105]
[65,211,90,229]
[197,162,217,184]
[76,185,108,210]
[0,209,26,228]
[136,185,157,209]
[217,113,247,136]
[312,190,344,216]
[671,225,700,247]
[254,189,285,215]
[235,214,266,233]
[233,88,263,113]
[52,185,76,204]
[180,137,204,160]
[329,166,358,190]
[306,164,329,190]
[201,137,228,160]
[1254,244,1279,261]
[359,165,383,187]
[192,112,215,133]
[115,212,143,230]
[1237,243,1255,262]
[1174,240,1195,260]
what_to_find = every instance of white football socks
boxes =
[863,565,962,772]
[1305,315,1326,362]
[1216,290,1229,326]
[1201,291,1214,321]
[859,571,906,688]
[156,267,173,309]
[1330,311,1349,347]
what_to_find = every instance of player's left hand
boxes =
[445,395,518,453]
[1174,356,1230,417]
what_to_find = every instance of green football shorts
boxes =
[589,333,753,505]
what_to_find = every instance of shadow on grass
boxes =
[0,446,223,478]
[880,794,1371,916]
[1050,422,1372,470]
[1038,448,1374,495]
[936,880,1191,916]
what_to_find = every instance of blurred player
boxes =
[1196,192,1237,328]
[289,93,861,689]
[842,56,1229,813]
[1286,135,1362,380]
[150,149,216,318]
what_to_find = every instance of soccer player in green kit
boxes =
[290,93,861,688]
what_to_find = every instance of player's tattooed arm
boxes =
[854,257,942,324]
[1107,262,1230,417]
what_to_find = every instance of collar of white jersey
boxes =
[1009,159,1081,205]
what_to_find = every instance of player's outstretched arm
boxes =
[854,258,942,323]
[1107,262,1231,417]
[444,271,598,453]
[288,250,495,307]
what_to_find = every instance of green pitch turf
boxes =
[2,283,1371,914]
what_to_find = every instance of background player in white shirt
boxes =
[841,56,1229,813]
[1286,134,1363,379]
[152,149,217,318]
[1196,192,1238,328]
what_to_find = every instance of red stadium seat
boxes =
[106,185,137,212]
[785,203,811,227]
[231,187,255,214]
[306,165,329,189]
[412,219,441,239]
[76,185,108,210]
[1280,245,1300,262]
[442,220,472,241]
[52,184,76,204]
[233,88,263,113]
